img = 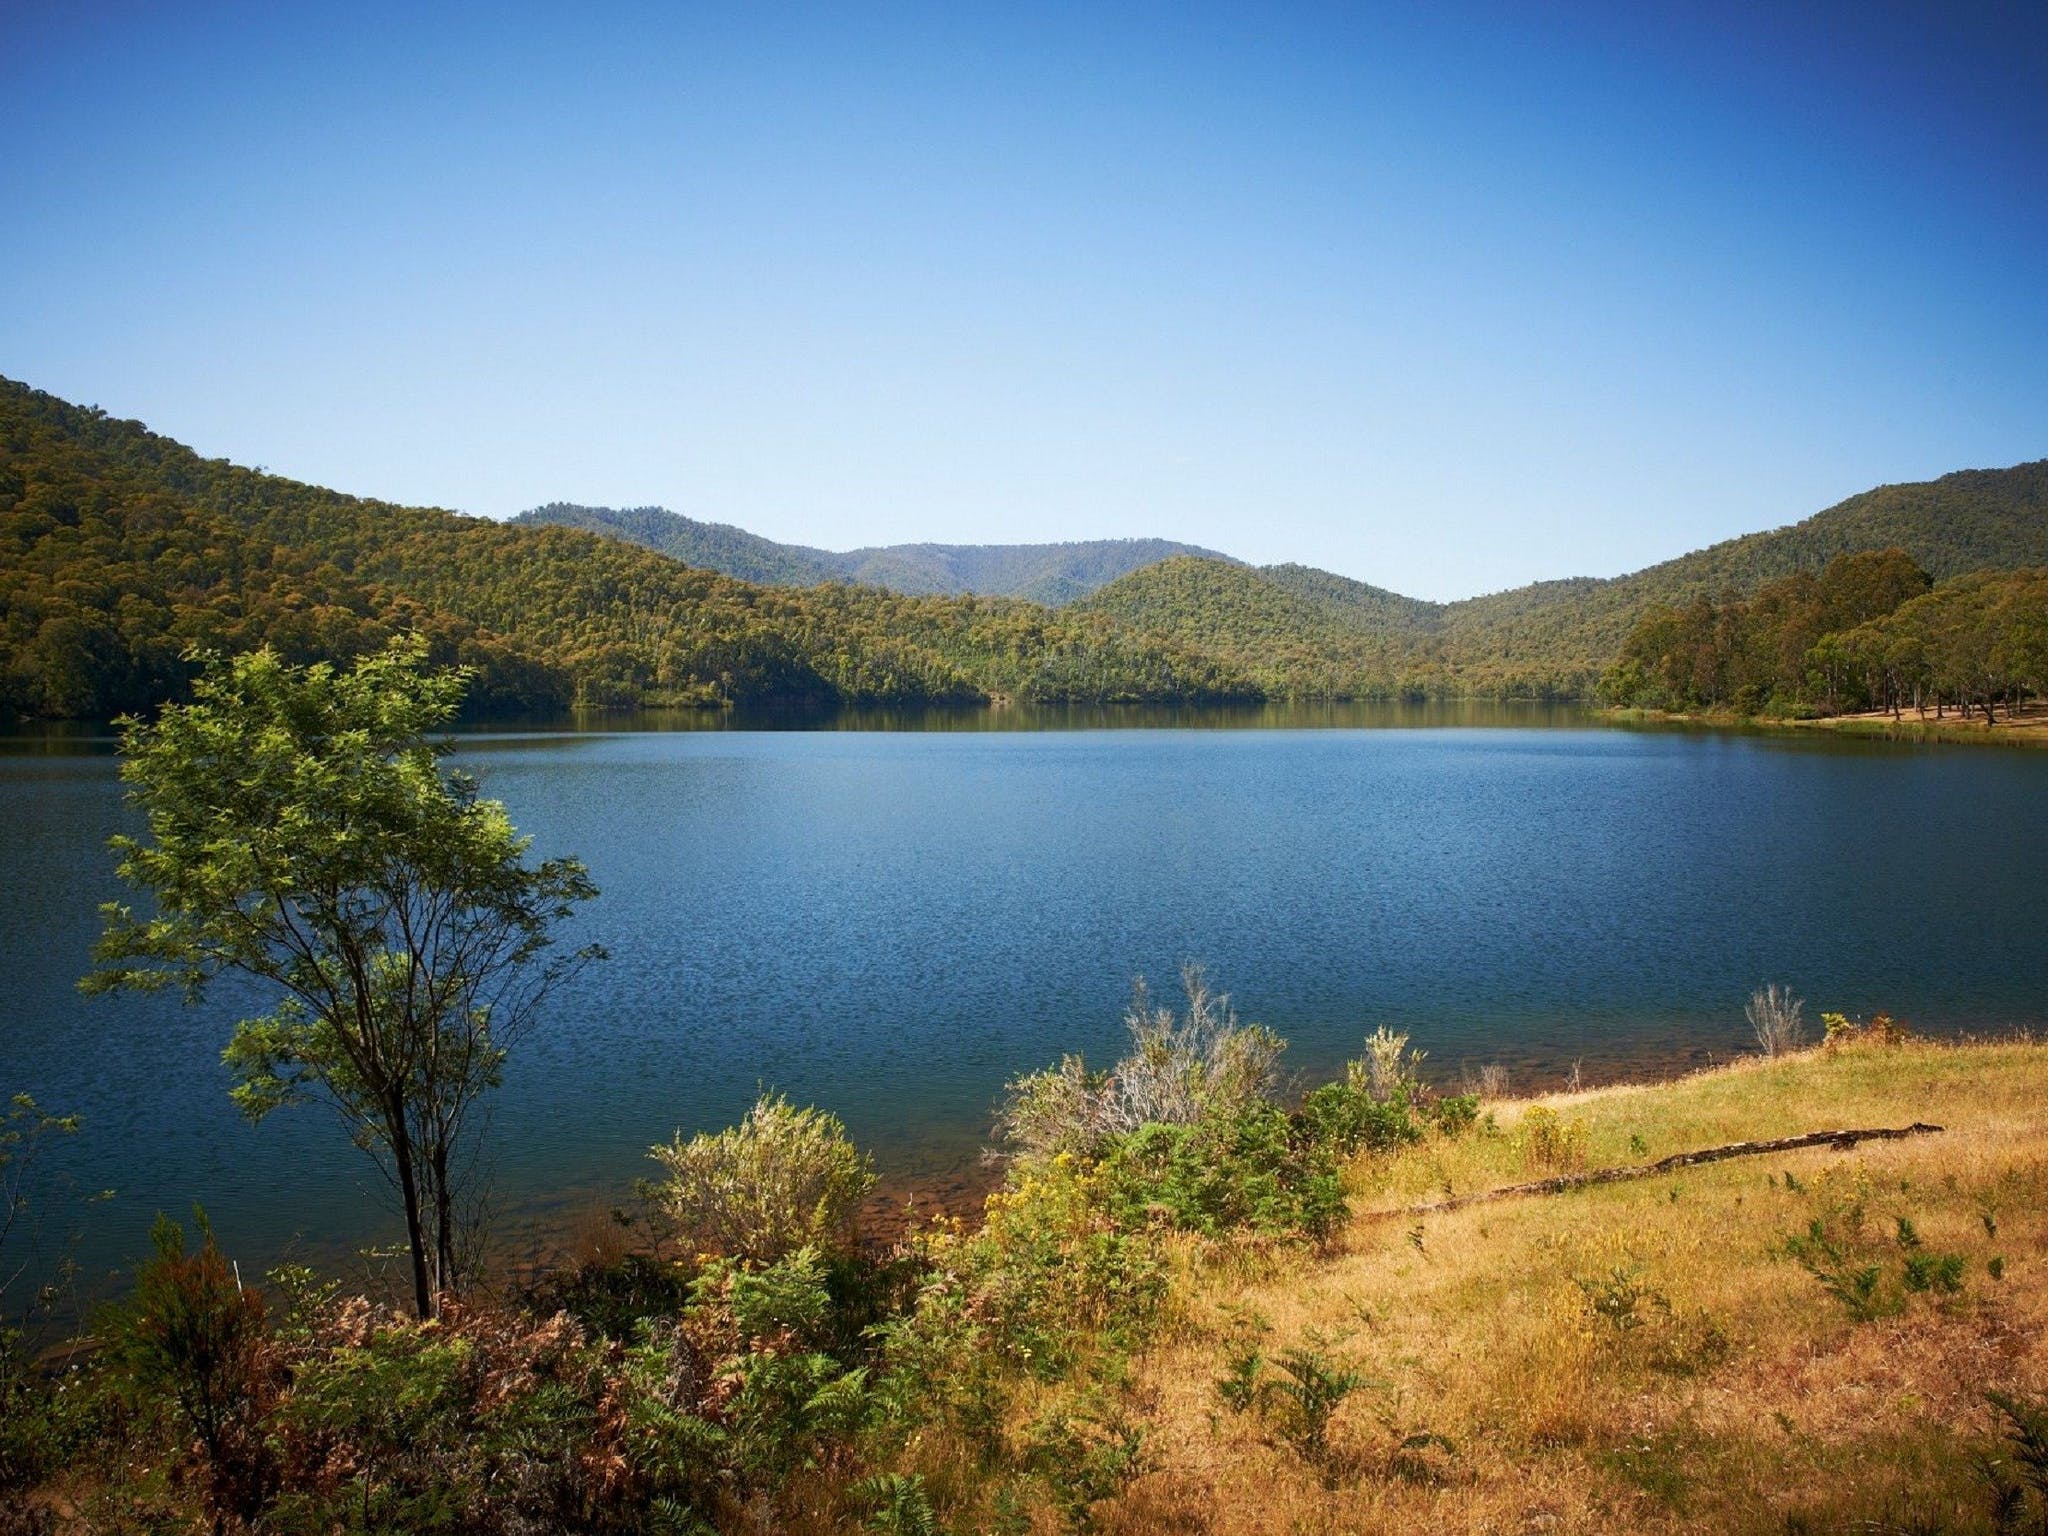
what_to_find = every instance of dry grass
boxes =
[1785,699,2048,746]
[1088,1037,2048,1534]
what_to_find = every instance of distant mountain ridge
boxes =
[524,462,2048,698]
[513,502,1233,605]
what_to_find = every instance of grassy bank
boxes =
[9,1031,2045,1534]
[1112,1036,2048,1533]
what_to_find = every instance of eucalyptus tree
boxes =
[85,639,601,1317]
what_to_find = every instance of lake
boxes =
[4,702,2046,1302]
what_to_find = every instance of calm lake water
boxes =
[4,702,2046,1301]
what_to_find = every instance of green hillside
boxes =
[1257,562,1444,636]
[1437,461,2048,691]
[1075,556,1439,698]
[514,501,1229,604]
[0,380,1257,718]
[1083,464,2048,698]
[6,373,2040,715]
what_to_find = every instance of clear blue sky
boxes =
[4,2,2043,600]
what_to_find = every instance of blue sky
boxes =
[3,2,2043,600]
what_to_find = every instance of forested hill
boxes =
[0,379,1257,719]
[1433,459,2048,691]
[1074,557,1443,698]
[514,502,1230,604]
[1078,463,2048,698]
[5,373,2040,716]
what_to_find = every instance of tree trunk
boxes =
[432,1139,456,1304]
[387,1103,434,1319]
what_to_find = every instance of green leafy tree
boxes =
[84,638,602,1317]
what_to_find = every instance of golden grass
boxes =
[1095,1038,2048,1534]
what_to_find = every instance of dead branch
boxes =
[1377,1122,1945,1219]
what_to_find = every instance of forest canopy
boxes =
[1598,551,2048,721]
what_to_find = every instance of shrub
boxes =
[1298,1080,1423,1158]
[1747,983,1807,1056]
[870,1271,1009,1456]
[1429,1093,1480,1138]
[1901,1251,1965,1295]
[114,1210,278,1532]
[1099,1106,1344,1241]
[854,1472,948,1536]
[1779,1169,1968,1322]
[1024,1396,1150,1533]
[1469,1063,1510,1100]
[647,1093,875,1264]
[1297,1024,1477,1158]
[266,1293,610,1536]
[971,1156,1169,1373]
[1821,1010,1912,1051]
[995,1056,1110,1164]
[1574,1263,1668,1333]
[1356,1027,1421,1103]
[619,1246,875,1520]
[1214,1328,1375,1483]
[1214,1343,1265,1414]
[524,1250,697,1341]
[1267,1342,1372,1479]
[1521,1107,1589,1173]
[997,967,1282,1162]
[1984,1390,2048,1532]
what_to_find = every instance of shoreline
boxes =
[494,1025,2031,1283]
[1605,697,2048,745]
[26,1033,2048,1532]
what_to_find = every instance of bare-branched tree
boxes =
[1747,983,1807,1057]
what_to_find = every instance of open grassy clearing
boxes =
[1097,1039,2048,1534]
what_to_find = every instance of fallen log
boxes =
[1375,1122,1945,1219]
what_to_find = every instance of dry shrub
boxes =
[998,965,1282,1162]
[1520,1106,1588,1173]
[273,1291,615,1531]
[1467,1063,1510,1100]
[1357,1027,1421,1104]
[1822,1010,1912,1052]
[1747,983,1807,1056]
[116,1211,280,1531]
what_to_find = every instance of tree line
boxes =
[1599,548,2048,721]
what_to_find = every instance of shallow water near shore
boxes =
[5,700,2046,1300]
